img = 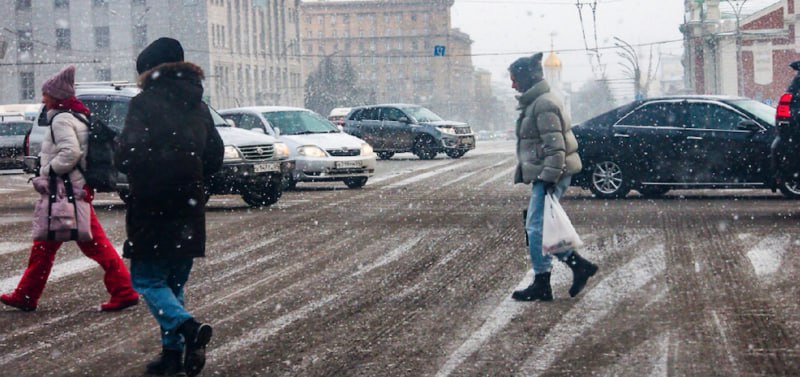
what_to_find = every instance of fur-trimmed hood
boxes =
[137,61,206,109]
[138,61,204,88]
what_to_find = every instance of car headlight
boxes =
[361,143,374,156]
[274,142,290,159]
[297,145,327,157]
[438,127,457,135]
[223,145,242,161]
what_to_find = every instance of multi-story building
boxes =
[299,0,478,121]
[0,0,302,108]
[681,0,800,102]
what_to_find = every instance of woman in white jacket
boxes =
[0,65,139,312]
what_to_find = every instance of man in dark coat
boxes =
[115,37,223,377]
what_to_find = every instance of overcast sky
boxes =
[450,0,687,88]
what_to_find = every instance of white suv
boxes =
[24,82,295,207]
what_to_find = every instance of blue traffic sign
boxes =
[434,45,446,57]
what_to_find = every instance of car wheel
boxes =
[242,179,283,207]
[377,151,395,160]
[343,177,368,189]
[118,189,131,204]
[445,150,466,159]
[413,136,438,160]
[589,160,631,199]
[779,177,800,198]
[637,186,670,198]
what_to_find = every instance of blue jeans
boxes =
[131,258,194,351]
[526,176,574,275]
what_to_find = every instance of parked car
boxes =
[0,104,43,121]
[24,82,294,207]
[328,107,351,130]
[219,106,376,189]
[570,95,793,198]
[0,119,32,169]
[771,61,800,194]
[343,104,475,160]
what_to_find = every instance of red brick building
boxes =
[682,0,800,103]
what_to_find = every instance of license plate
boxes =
[253,162,280,173]
[335,160,362,169]
[460,136,474,145]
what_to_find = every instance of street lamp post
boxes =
[613,37,642,100]
[725,0,748,96]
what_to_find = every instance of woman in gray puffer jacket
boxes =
[509,53,598,302]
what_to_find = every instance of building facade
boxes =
[299,0,478,122]
[681,0,800,103]
[0,0,302,108]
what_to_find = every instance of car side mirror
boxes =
[250,127,265,134]
[398,116,410,123]
[274,127,281,136]
[737,120,762,132]
[225,119,236,127]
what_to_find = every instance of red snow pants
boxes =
[8,188,137,307]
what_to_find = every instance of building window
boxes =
[133,25,147,49]
[56,28,71,50]
[306,16,311,24]
[16,0,31,10]
[331,15,336,25]
[20,72,35,100]
[95,26,110,49]
[318,15,323,25]
[332,30,337,38]
[93,0,108,6]
[55,0,69,8]
[17,30,33,54]
[343,14,350,24]
[96,68,111,81]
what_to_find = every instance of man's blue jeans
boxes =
[131,258,194,351]
[526,176,574,275]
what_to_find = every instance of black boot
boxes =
[178,318,213,377]
[145,348,185,376]
[512,272,553,301]
[564,252,598,297]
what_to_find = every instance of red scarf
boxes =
[51,97,91,117]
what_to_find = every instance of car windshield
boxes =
[262,111,339,135]
[209,106,230,127]
[728,99,776,126]
[399,106,443,123]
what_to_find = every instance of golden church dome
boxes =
[544,51,562,68]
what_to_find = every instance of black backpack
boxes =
[49,111,118,192]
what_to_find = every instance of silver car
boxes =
[0,119,32,169]
[220,106,377,189]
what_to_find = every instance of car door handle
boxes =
[613,133,630,138]
[686,136,703,140]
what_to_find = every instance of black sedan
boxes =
[570,95,796,198]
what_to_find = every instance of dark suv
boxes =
[771,61,800,195]
[343,104,475,160]
[24,82,294,207]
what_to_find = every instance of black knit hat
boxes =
[136,37,184,74]
[509,52,544,81]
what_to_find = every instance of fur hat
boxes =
[41,65,76,100]
[508,52,544,81]
[136,37,184,74]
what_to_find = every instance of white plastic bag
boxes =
[542,192,583,254]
